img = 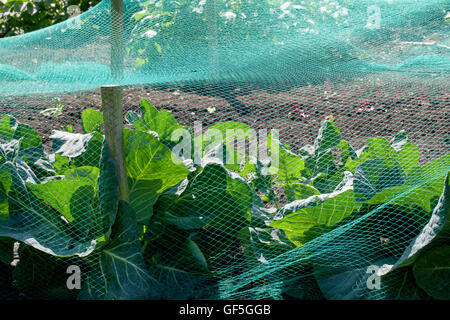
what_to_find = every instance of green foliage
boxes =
[12,244,81,299]
[124,128,189,224]
[125,99,186,146]
[413,246,450,299]
[79,201,162,300]
[0,160,96,256]
[0,107,448,300]
[354,158,406,202]
[271,185,361,246]
[81,109,103,133]
[0,0,101,37]
[314,173,449,300]
[127,0,354,70]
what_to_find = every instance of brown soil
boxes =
[2,73,449,164]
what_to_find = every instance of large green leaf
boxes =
[68,185,100,242]
[354,158,406,202]
[127,179,161,224]
[12,244,80,300]
[0,164,12,221]
[0,117,53,179]
[124,129,189,224]
[145,163,253,274]
[267,130,305,186]
[13,124,42,151]
[0,139,20,164]
[26,165,102,242]
[64,166,100,191]
[361,154,450,214]
[50,130,103,167]
[147,265,217,299]
[413,246,450,300]
[314,256,393,300]
[146,228,211,274]
[0,236,14,265]
[405,154,450,185]
[144,209,205,274]
[79,201,162,300]
[126,99,185,145]
[0,115,17,141]
[167,163,251,236]
[314,255,429,300]
[313,118,341,155]
[296,120,344,193]
[271,173,361,246]
[396,141,420,176]
[195,121,256,173]
[144,217,237,275]
[238,225,294,266]
[336,140,357,166]
[97,142,120,237]
[81,109,104,134]
[382,268,431,300]
[377,173,449,273]
[346,137,396,172]
[365,176,444,213]
[28,177,96,223]
[0,162,96,257]
[0,115,43,154]
[345,132,421,177]
[389,130,420,175]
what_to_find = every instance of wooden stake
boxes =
[111,0,124,80]
[101,85,129,202]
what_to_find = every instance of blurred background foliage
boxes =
[0,0,102,37]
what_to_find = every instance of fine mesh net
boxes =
[0,0,449,300]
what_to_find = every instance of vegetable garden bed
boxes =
[0,74,449,299]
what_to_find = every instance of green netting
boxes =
[0,0,449,300]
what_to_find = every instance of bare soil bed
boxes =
[2,73,449,164]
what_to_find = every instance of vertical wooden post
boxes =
[106,1,126,200]
[101,85,129,202]
[111,0,124,80]
[205,0,218,71]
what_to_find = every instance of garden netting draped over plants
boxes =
[0,0,449,300]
